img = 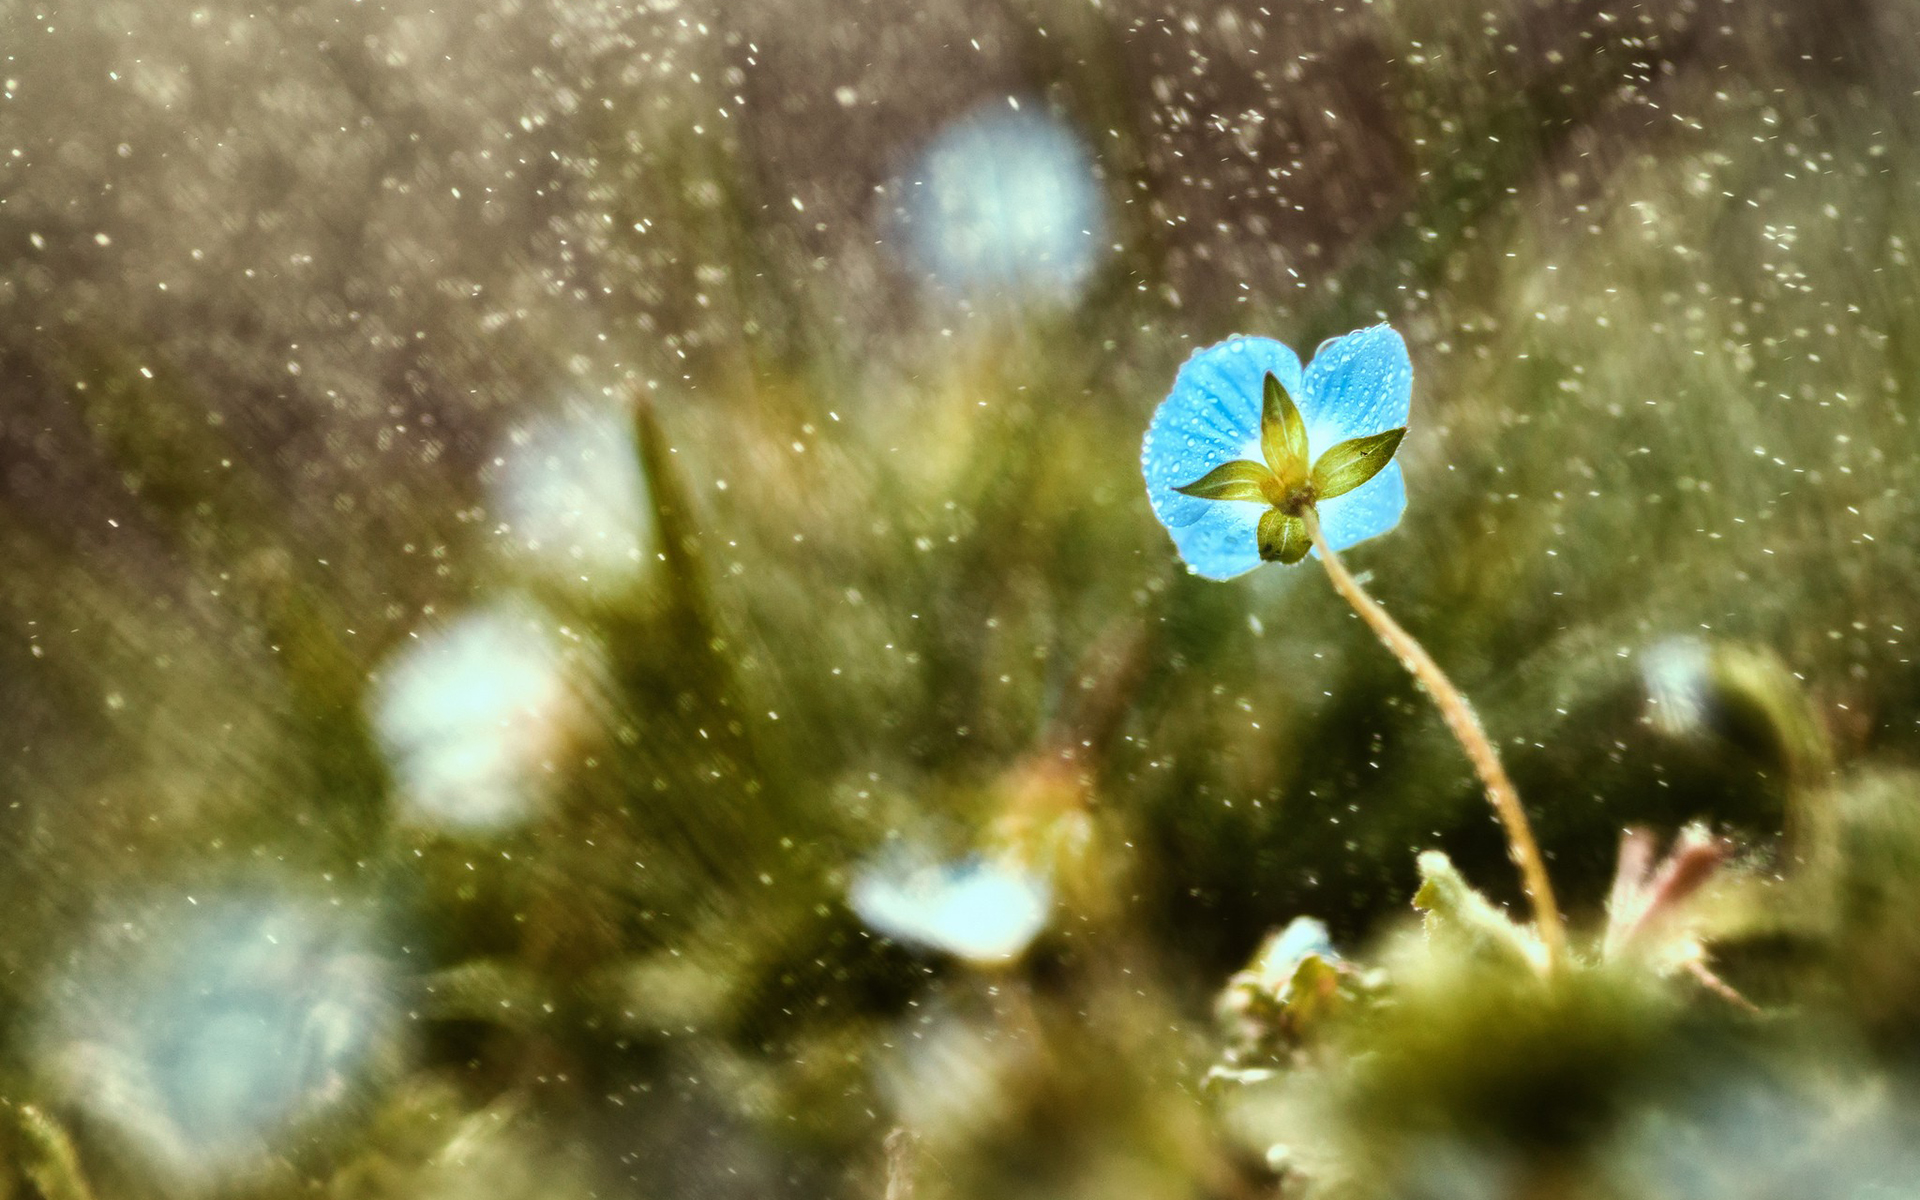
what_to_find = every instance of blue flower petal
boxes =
[1313,459,1406,554]
[1143,336,1302,541]
[1166,498,1264,580]
[1298,325,1412,452]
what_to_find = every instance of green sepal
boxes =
[1261,373,1311,487]
[1311,427,1406,500]
[1174,459,1273,503]
[1257,509,1311,565]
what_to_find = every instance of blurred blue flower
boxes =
[1141,326,1413,580]
[36,896,399,1186]
[899,102,1109,303]
[850,852,1052,965]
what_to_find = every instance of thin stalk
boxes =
[1302,509,1566,966]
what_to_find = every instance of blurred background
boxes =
[6,0,1920,1196]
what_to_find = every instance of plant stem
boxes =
[1301,509,1566,966]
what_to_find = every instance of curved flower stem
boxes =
[1302,509,1566,968]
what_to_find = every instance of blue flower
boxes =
[1141,325,1413,580]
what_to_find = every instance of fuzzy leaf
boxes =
[1413,850,1546,975]
[1311,427,1406,500]
[1261,372,1310,486]
[1174,459,1273,503]
[1257,509,1311,564]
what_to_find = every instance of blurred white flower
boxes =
[371,603,584,833]
[898,102,1109,303]
[850,852,1052,964]
[490,404,653,592]
[35,896,399,1187]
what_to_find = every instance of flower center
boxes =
[1260,474,1317,515]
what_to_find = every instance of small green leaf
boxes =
[1257,509,1311,564]
[1174,459,1273,503]
[1261,373,1310,486]
[1310,427,1406,500]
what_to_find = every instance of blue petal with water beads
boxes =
[1142,326,1412,579]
